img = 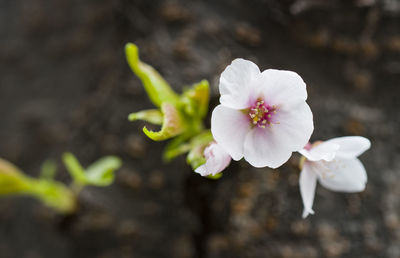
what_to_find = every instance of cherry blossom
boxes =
[298,136,371,218]
[211,58,314,168]
[195,142,231,177]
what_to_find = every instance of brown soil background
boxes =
[0,0,399,257]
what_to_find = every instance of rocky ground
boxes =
[0,0,399,257]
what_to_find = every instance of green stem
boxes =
[27,178,77,214]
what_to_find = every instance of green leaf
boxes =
[0,158,30,194]
[28,179,76,214]
[62,153,87,185]
[85,156,122,186]
[40,160,57,180]
[0,158,23,175]
[143,103,185,141]
[128,109,163,125]
[63,153,122,187]
[163,136,192,161]
[181,80,210,119]
[125,43,180,107]
[0,158,76,214]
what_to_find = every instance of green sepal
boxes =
[187,146,223,180]
[187,144,206,171]
[163,130,213,164]
[163,134,192,162]
[185,130,214,170]
[206,173,223,180]
[125,43,180,107]
[143,103,185,141]
[181,80,210,119]
[128,109,163,125]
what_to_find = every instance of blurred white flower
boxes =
[298,136,371,218]
[195,142,231,177]
[211,58,313,168]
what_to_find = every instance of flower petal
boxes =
[258,69,308,109]
[299,162,317,218]
[194,165,208,177]
[219,58,260,110]
[243,126,292,168]
[273,101,314,151]
[299,141,340,162]
[326,136,371,159]
[211,105,251,160]
[317,158,367,193]
[195,143,231,176]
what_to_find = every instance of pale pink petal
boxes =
[195,143,231,177]
[326,136,371,159]
[317,158,367,192]
[273,102,314,151]
[219,58,260,110]
[258,69,308,109]
[243,126,292,168]
[211,105,251,161]
[195,143,231,176]
[299,162,317,218]
[194,165,208,176]
[299,141,340,162]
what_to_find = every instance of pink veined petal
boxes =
[243,126,293,168]
[194,143,231,177]
[272,101,314,152]
[325,136,371,159]
[299,141,340,162]
[257,69,308,109]
[211,105,251,161]
[316,158,368,193]
[299,162,317,218]
[219,58,260,110]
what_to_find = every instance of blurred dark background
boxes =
[0,0,399,257]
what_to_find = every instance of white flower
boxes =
[298,136,371,218]
[211,58,314,168]
[195,142,231,177]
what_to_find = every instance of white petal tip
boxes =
[194,166,208,177]
[302,209,314,219]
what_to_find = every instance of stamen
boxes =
[247,99,278,128]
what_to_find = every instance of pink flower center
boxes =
[248,99,277,128]
[304,142,312,150]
